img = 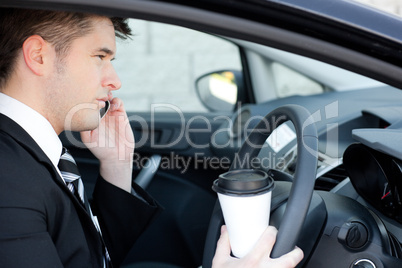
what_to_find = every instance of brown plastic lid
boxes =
[212,169,274,196]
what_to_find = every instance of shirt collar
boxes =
[0,92,62,169]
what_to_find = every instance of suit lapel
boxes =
[0,114,61,176]
[0,114,104,264]
[0,114,84,208]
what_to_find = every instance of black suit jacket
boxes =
[0,114,161,267]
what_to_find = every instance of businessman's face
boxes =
[46,17,121,133]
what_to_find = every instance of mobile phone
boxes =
[100,100,110,119]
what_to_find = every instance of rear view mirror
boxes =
[195,70,243,112]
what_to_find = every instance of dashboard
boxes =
[210,86,402,256]
[211,86,401,174]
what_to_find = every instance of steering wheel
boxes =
[203,104,318,266]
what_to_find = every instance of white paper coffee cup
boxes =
[212,169,274,258]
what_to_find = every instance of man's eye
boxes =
[97,55,106,60]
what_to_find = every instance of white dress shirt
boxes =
[0,93,62,173]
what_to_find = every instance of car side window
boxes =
[114,19,242,112]
[272,62,325,98]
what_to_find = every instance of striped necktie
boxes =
[58,148,111,268]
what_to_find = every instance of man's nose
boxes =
[103,64,122,91]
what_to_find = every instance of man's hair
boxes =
[0,8,131,88]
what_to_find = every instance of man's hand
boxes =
[81,97,134,192]
[212,225,303,268]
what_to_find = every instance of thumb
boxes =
[80,129,97,146]
[212,225,232,266]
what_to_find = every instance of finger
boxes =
[248,226,278,259]
[80,130,92,143]
[271,246,304,268]
[213,225,232,263]
[109,97,124,112]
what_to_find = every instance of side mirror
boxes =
[195,70,243,112]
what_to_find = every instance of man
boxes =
[0,9,161,268]
[0,8,302,268]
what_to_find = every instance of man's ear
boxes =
[22,35,49,76]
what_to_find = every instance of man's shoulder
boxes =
[0,129,30,159]
[0,129,60,207]
[0,128,24,154]
[0,129,54,182]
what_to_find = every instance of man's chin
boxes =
[63,113,101,132]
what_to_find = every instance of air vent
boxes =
[388,232,402,258]
[315,164,348,191]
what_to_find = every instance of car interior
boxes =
[3,0,402,267]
